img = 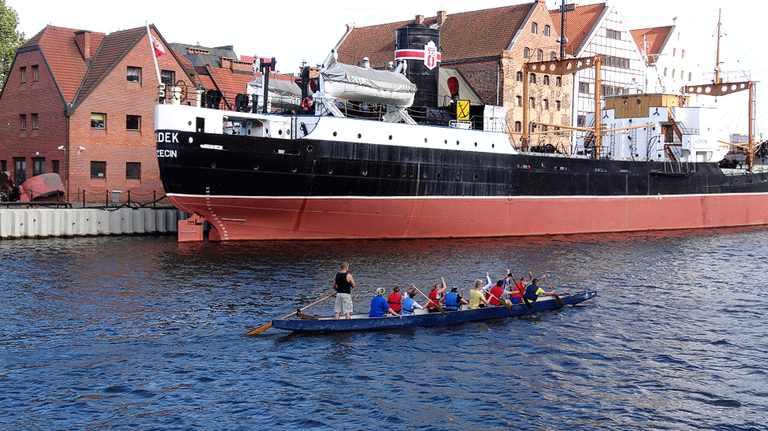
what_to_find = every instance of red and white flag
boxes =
[151,35,165,57]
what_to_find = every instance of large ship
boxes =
[155,24,768,242]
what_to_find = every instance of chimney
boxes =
[74,30,92,60]
[437,11,447,25]
[415,15,424,25]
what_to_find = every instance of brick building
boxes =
[336,0,573,151]
[0,24,196,203]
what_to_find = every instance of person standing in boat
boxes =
[369,287,402,318]
[387,286,403,314]
[443,287,468,311]
[523,277,556,303]
[400,286,426,315]
[333,262,355,319]
[426,277,448,313]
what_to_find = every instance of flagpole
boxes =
[146,23,162,85]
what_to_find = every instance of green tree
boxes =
[0,0,25,86]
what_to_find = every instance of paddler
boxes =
[333,262,355,319]
[523,276,556,303]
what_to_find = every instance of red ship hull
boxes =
[169,192,768,241]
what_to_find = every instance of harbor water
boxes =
[1,228,767,430]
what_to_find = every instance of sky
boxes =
[8,0,766,134]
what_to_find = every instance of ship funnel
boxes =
[395,23,440,108]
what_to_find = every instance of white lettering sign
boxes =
[156,149,177,158]
[156,131,179,143]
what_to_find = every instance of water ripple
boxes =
[2,229,768,429]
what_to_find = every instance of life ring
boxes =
[302,97,313,110]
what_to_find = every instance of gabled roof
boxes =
[550,2,607,57]
[73,26,147,107]
[16,25,100,102]
[337,3,535,68]
[631,26,674,64]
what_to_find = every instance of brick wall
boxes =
[67,30,195,203]
[0,49,69,186]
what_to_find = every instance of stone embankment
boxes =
[0,207,188,239]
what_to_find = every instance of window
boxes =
[516,71,523,82]
[126,115,141,131]
[531,22,538,34]
[127,66,141,83]
[529,98,536,108]
[543,75,550,85]
[556,77,562,87]
[577,115,586,127]
[91,113,106,129]
[33,158,45,176]
[537,50,543,61]
[126,162,141,180]
[544,25,551,37]
[32,65,39,82]
[514,121,522,132]
[32,113,39,130]
[579,82,590,93]
[160,70,175,86]
[14,158,26,186]
[529,73,536,84]
[91,161,106,179]
[516,96,522,107]
[606,29,621,40]
[20,114,26,131]
[52,160,60,174]
[556,100,561,111]
[524,48,530,59]
[543,99,549,110]
[550,52,557,61]
[604,56,630,69]
[20,67,26,83]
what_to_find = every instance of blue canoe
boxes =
[271,290,597,332]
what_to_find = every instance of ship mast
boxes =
[714,9,723,85]
[686,9,756,171]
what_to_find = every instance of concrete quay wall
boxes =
[0,207,188,239]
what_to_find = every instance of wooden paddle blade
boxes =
[554,293,565,307]
[244,322,272,336]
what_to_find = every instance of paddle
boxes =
[244,293,336,335]
[515,274,533,309]
[411,284,446,315]
[542,275,565,306]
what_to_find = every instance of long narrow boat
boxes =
[271,290,596,332]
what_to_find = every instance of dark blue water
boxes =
[2,228,767,430]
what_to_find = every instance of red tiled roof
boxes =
[73,26,147,107]
[337,3,535,68]
[631,26,673,64]
[205,66,255,110]
[550,2,606,57]
[18,26,100,102]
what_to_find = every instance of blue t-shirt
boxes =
[369,295,390,317]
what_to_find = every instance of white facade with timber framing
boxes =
[552,3,648,153]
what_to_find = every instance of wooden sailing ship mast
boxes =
[685,8,757,171]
